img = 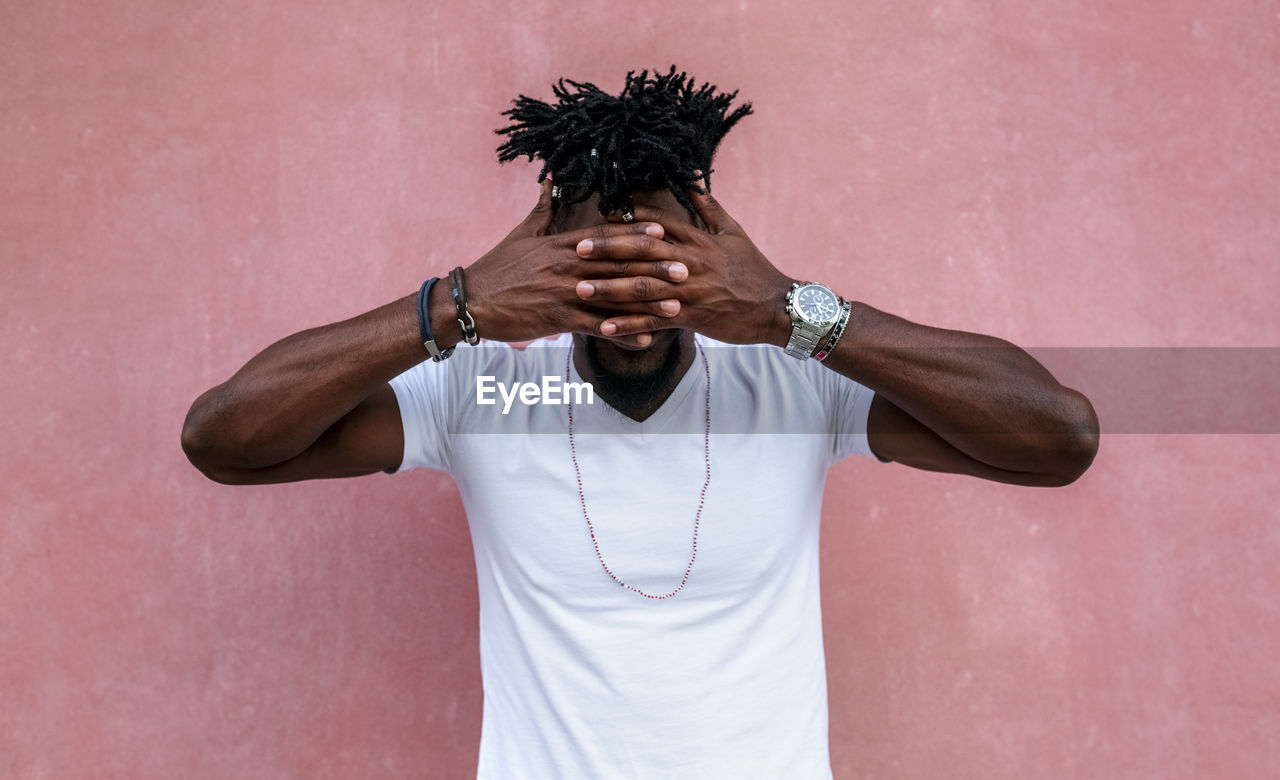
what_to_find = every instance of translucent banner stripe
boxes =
[422,347,1280,435]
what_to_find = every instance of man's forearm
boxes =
[566,188,1098,480]
[797,301,1098,475]
[182,285,459,471]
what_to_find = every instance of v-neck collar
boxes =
[567,335,705,431]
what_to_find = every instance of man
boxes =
[182,68,1098,778]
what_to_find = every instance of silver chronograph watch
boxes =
[783,281,842,360]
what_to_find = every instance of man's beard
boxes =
[582,334,686,411]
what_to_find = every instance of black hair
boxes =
[495,66,753,216]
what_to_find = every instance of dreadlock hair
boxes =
[495,66,753,218]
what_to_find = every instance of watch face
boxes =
[795,284,839,326]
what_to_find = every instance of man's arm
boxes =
[182,181,683,484]
[181,293,431,484]
[569,190,1099,487]
[793,304,1099,486]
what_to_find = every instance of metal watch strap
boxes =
[784,320,828,359]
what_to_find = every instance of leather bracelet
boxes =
[417,277,454,362]
[814,299,852,362]
[449,266,479,346]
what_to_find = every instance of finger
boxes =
[555,221,664,247]
[688,180,741,235]
[581,259,689,283]
[518,178,556,238]
[605,204,695,242]
[597,314,670,338]
[565,313,656,348]
[582,299,682,317]
[610,332,655,348]
[575,276,679,303]
[599,331,655,348]
[575,233,675,261]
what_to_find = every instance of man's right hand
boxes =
[457,179,688,348]
[182,179,690,484]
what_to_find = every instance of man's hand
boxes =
[463,179,689,347]
[570,184,794,346]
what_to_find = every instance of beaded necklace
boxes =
[565,342,711,599]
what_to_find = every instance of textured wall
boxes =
[3,1,1278,777]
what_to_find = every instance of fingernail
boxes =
[577,239,593,255]
[669,263,688,281]
[645,224,663,238]
[601,322,616,335]
[577,281,595,298]
[637,333,652,347]
[660,300,680,314]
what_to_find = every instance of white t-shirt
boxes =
[389,333,877,779]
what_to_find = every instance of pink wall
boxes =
[4,1,1278,777]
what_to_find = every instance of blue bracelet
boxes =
[417,277,453,362]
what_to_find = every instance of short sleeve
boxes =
[812,364,877,461]
[387,358,452,473]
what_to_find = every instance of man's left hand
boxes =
[572,185,795,347]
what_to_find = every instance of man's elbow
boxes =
[181,396,250,485]
[1042,389,1100,487]
[182,417,232,484]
